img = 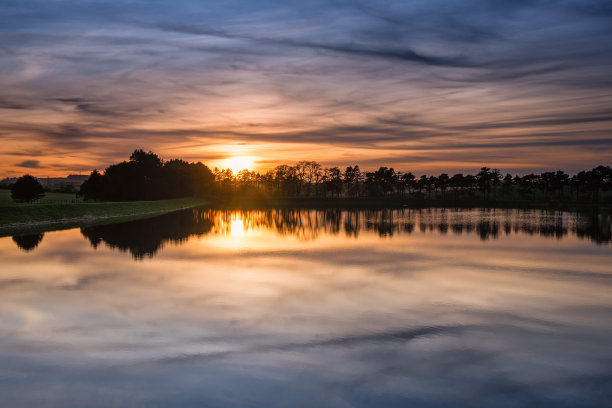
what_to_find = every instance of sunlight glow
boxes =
[230,219,245,238]
[225,156,255,173]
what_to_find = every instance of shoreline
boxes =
[2,196,610,237]
[0,198,207,237]
[212,196,612,211]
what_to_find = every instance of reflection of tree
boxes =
[79,208,611,259]
[575,212,612,245]
[224,208,611,244]
[207,208,345,241]
[344,211,360,237]
[476,221,500,241]
[12,233,44,252]
[365,210,397,237]
[80,209,213,259]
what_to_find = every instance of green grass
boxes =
[0,189,83,205]
[0,196,207,236]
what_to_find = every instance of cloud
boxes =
[54,98,87,104]
[0,99,31,110]
[0,0,611,175]
[16,159,41,168]
[149,22,470,67]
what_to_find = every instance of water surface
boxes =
[1,208,611,407]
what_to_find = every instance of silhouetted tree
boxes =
[400,172,416,197]
[78,170,105,200]
[365,167,398,196]
[501,173,513,199]
[449,173,465,199]
[303,161,322,196]
[517,174,539,199]
[437,173,449,199]
[427,176,437,199]
[11,174,45,203]
[416,175,428,197]
[215,168,235,196]
[273,164,299,196]
[77,152,610,205]
[539,170,569,199]
[324,167,343,197]
[464,174,477,197]
[79,149,215,201]
[583,165,612,202]
[344,166,363,197]
[476,167,501,200]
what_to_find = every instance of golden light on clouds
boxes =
[1,1,611,178]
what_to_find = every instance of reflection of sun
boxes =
[230,219,245,238]
[225,156,255,173]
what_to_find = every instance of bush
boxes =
[11,174,45,203]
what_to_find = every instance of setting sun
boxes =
[1,0,611,406]
[224,156,255,173]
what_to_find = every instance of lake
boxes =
[1,208,611,407]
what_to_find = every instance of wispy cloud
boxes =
[0,0,611,175]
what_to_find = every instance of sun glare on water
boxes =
[230,219,245,238]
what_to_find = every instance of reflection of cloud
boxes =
[57,272,120,291]
[1,211,612,406]
[149,324,472,365]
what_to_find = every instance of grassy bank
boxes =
[0,194,207,236]
[3,187,609,237]
[0,189,83,205]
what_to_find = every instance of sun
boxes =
[225,156,255,173]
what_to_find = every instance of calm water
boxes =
[1,208,611,407]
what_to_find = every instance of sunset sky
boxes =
[1,0,611,177]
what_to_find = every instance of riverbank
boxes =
[3,192,609,237]
[0,197,207,236]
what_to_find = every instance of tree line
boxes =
[216,161,612,203]
[5,149,612,203]
[79,149,215,201]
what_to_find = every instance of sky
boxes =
[1,0,611,177]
